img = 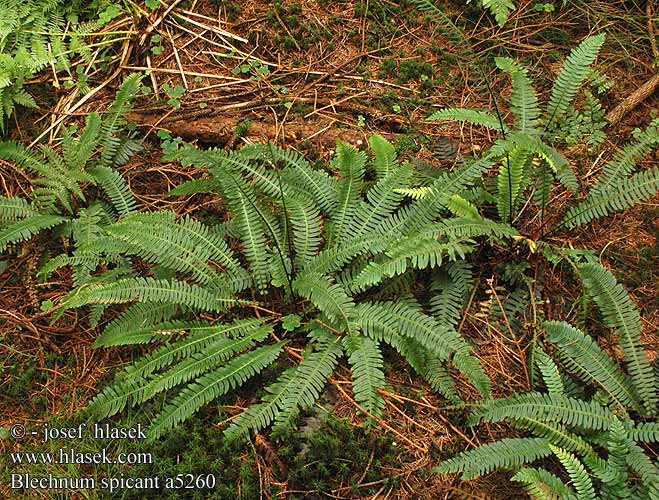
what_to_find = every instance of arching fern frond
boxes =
[579,263,658,415]
[149,342,286,439]
[434,437,552,480]
[59,277,235,313]
[512,467,575,500]
[545,320,642,413]
[0,214,66,250]
[468,392,617,430]
[272,329,342,433]
[561,167,659,229]
[550,446,597,500]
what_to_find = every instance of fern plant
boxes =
[47,134,524,440]
[435,263,659,499]
[427,33,659,234]
[0,74,142,265]
[0,0,128,129]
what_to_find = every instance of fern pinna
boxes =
[49,134,519,440]
[436,264,659,500]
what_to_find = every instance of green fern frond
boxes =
[579,263,658,415]
[168,178,217,196]
[356,301,489,396]
[561,167,659,228]
[293,272,355,330]
[93,303,182,347]
[223,366,299,442]
[496,57,540,133]
[214,167,271,288]
[482,0,516,27]
[98,74,143,168]
[86,321,271,419]
[545,34,606,127]
[446,194,481,220]
[123,318,269,380]
[59,277,235,313]
[350,238,470,292]
[497,146,529,222]
[517,418,598,459]
[149,342,286,439]
[430,217,519,240]
[391,155,495,234]
[135,326,273,406]
[468,392,617,430]
[534,349,565,396]
[550,446,597,500]
[0,214,66,250]
[630,423,659,443]
[434,437,552,480]
[329,141,367,243]
[545,320,642,413]
[87,166,137,215]
[393,186,432,200]
[0,196,38,222]
[429,260,473,328]
[512,467,575,500]
[101,211,246,289]
[343,334,386,417]
[428,107,508,132]
[284,192,323,268]
[344,165,412,239]
[272,329,342,432]
[590,121,659,196]
[368,134,398,179]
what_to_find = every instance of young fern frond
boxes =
[497,146,528,222]
[545,34,606,128]
[578,263,658,415]
[482,0,516,27]
[545,320,642,413]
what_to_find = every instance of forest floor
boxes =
[1,0,659,498]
